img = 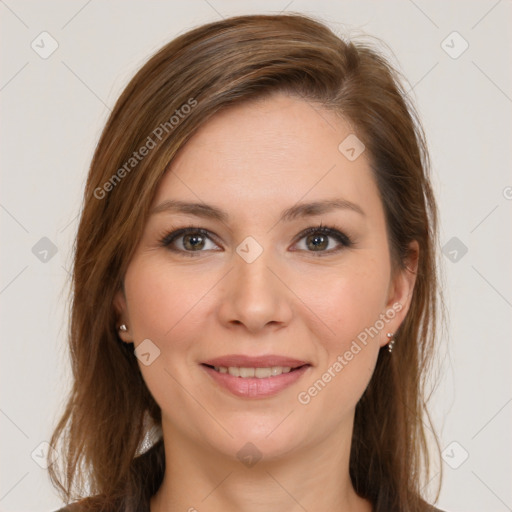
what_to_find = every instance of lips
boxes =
[201,354,311,398]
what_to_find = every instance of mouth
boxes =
[200,355,311,398]
[202,363,308,378]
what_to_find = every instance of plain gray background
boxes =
[1,1,511,511]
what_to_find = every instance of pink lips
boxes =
[201,354,311,399]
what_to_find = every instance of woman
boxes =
[49,13,446,512]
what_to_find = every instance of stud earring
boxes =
[386,332,395,353]
[119,324,128,332]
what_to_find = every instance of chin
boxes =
[214,411,311,462]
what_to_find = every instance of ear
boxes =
[113,287,133,343]
[380,240,419,346]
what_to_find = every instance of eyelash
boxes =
[158,223,353,258]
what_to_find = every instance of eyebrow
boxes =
[150,198,365,223]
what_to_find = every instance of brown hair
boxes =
[48,13,444,512]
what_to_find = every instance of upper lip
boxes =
[202,354,310,368]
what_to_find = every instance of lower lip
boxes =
[202,364,310,398]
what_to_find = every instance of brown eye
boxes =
[160,228,220,255]
[159,224,352,258]
[305,232,329,251]
[293,225,352,255]
[182,232,206,251]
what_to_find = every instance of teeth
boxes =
[228,367,240,377]
[255,367,271,378]
[213,366,294,378]
[238,367,254,378]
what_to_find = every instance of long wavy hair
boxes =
[48,13,445,512]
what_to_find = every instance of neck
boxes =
[149,419,372,512]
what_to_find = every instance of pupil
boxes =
[309,234,327,250]
[185,234,204,250]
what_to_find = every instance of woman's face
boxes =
[115,93,417,462]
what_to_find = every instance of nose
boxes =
[217,241,293,334]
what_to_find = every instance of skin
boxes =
[114,92,418,512]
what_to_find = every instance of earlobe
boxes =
[113,288,132,343]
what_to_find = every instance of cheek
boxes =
[123,260,210,423]
[124,258,206,341]
[296,261,388,407]
[304,259,390,346]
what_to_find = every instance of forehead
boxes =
[152,93,381,224]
